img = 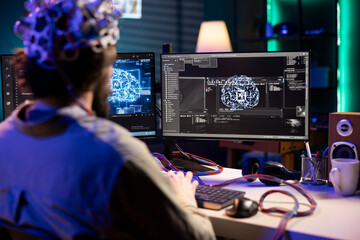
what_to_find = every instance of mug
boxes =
[329,158,360,196]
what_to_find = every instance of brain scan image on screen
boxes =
[284,118,304,134]
[109,68,142,103]
[221,75,259,110]
[108,58,153,116]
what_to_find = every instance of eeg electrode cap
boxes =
[14,0,122,70]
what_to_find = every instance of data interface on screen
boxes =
[161,51,310,141]
[109,52,156,137]
[1,55,34,120]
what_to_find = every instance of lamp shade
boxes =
[196,20,232,52]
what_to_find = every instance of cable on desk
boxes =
[173,142,193,161]
[152,152,223,176]
[260,189,299,240]
[211,174,317,240]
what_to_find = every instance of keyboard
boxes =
[195,185,245,210]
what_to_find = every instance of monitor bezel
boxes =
[160,50,311,142]
[109,52,157,139]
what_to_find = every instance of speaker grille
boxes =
[336,119,353,137]
[330,141,358,160]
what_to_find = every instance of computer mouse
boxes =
[225,197,259,218]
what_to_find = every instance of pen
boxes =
[305,141,312,158]
[301,150,307,157]
[322,147,329,157]
[304,141,316,184]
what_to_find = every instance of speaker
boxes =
[328,112,360,188]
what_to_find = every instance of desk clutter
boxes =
[152,151,318,240]
[153,114,360,239]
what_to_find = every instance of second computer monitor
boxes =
[161,51,310,141]
[108,52,156,137]
[1,53,157,138]
[1,54,34,120]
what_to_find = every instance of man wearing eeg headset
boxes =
[0,0,215,239]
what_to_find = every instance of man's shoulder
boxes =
[72,114,149,160]
[0,111,18,134]
[73,114,130,143]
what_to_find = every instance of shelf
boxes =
[234,0,338,113]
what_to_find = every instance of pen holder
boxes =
[301,154,327,185]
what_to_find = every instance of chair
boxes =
[0,226,43,240]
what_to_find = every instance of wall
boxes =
[0,0,24,54]
[202,0,236,50]
[117,0,203,82]
[118,0,202,53]
[0,0,203,83]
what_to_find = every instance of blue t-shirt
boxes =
[0,101,215,240]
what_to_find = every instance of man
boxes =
[0,0,215,239]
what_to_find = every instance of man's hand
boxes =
[167,171,199,206]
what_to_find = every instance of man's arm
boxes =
[109,138,216,240]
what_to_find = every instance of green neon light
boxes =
[338,0,356,112]
[266,0,273,51]
[267,39,279,51]
[337,87,341,111]
[337,3,341,46]
[267,0,272,23]
[267,0,281,51]
[337,2,341,112]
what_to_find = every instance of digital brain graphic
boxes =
[109,68,142,103]
[221,75,259,109]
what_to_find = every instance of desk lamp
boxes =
[196,20,232,52]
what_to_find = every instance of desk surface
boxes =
[199,168,360,240]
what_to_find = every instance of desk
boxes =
[199,168,360,240]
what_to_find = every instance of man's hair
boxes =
[14,46,116,98]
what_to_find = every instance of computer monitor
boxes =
[108,52,157,137]
[0,53,157,138]
[161,51,310,141]
[0,54,34,120]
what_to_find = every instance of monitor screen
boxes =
[109,52,156,137]
[1,54,34,120]
[161,51,310,141]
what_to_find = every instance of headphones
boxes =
[242,158,301,186]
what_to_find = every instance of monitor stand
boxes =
[162,139,213,173]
